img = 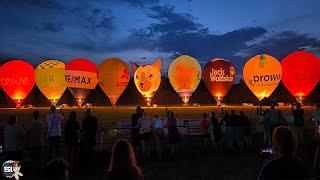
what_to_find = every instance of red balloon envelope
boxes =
[203,58,236,105]
[281,51,320,103]
[65,58,98,106]
[0,60,35,107]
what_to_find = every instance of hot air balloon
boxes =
[131,59,161,106]
[65,58,98,106]
[35,60,67,105]
[203,58,235,105]
[168,55,201,104]
[243,54,282,101]
[281,51,320,104]
[0,60,35,108]
[98,58,130,106]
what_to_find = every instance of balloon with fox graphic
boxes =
[168,55,201,104]
[131,59,161,106]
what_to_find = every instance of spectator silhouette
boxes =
[131,106,143,153]
[65,111,80,171]
[293,103,304,145]
[4,116,24,161]
[45,158,69,180]
[46,106,64,160]
[259,126,309,180]
[80,109,97,169]
[27,110,44,174]
[107,139,143,180]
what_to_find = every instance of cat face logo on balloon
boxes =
[131,59,161,95]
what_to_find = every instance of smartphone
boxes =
[262,147,273,153]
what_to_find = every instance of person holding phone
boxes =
[46,106,64,160]
[259,126,309,180]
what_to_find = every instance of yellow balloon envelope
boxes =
[168,55,201,104]
[243,54,282,101]
[131,59,161,106]
[98,58,130,106]
[35,60,67,105]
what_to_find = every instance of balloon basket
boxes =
[214,96,223,106]
[144,97,152,107]
[295,96,305,105]
[14,99,22,109]
[76,99,84,108]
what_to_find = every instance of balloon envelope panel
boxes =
[35,60,67,105]
[203,58,235,100]
[243,54,282,101]
[65,58,98,104]
[0,60,35,105]
[98,58,130,105]
[281,51,320,98]
[168,55,201,103]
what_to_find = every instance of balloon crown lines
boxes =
[0,51,319,107]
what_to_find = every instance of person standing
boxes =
[201,113,210,151]
[65,111,80,171]
[80,109,98,169]
[293,103,304,145]
[312,104,320,137]
[4,116,25,161]
[26,110,44,174]
[46,106,64,160]
[151,114,164,160]
[210,112,221,151]
[107,139,143,180]
[263,105,277,146]
[259,126,309,179]
[137,110,151,160]
[131,106,143,154]
[167,111,180,156]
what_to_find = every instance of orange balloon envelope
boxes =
[0,60,35,107]
[243,54,282,101]
[65,58,98,106]
[281,51,320,103]
[203,58,235,104]
[168,55,201,104]
[98,58,130,106]
[131,59,161,106]
[35,60,67,105]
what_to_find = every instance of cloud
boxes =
[235,31,320,59]
[116,0,159,7]
[96,16,114,30]
[40,22,64,32]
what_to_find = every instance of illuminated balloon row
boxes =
[0,50,319,107]
[243,51,320,104]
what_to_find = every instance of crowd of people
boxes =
[1,104,320,179]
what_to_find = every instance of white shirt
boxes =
[313,110,320,123]
[47,112,64,137]
[152,117,164,129]
[139,116,151,134]
[4,124,24,151]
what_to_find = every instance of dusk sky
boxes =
[1,0,320,78]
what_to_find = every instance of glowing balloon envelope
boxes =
[131,59,161,106]
[243,54,282,101]
[0,60,35,107]
[65,58,98,106]
[203,58,235,105]
[168,55,201,104]
[281,51,320,103]
[98,58,130,106]
[35,60,67,105]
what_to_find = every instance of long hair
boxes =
[108,139,142,178]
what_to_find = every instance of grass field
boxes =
[0,105,317,180]
[0,105,316,126]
